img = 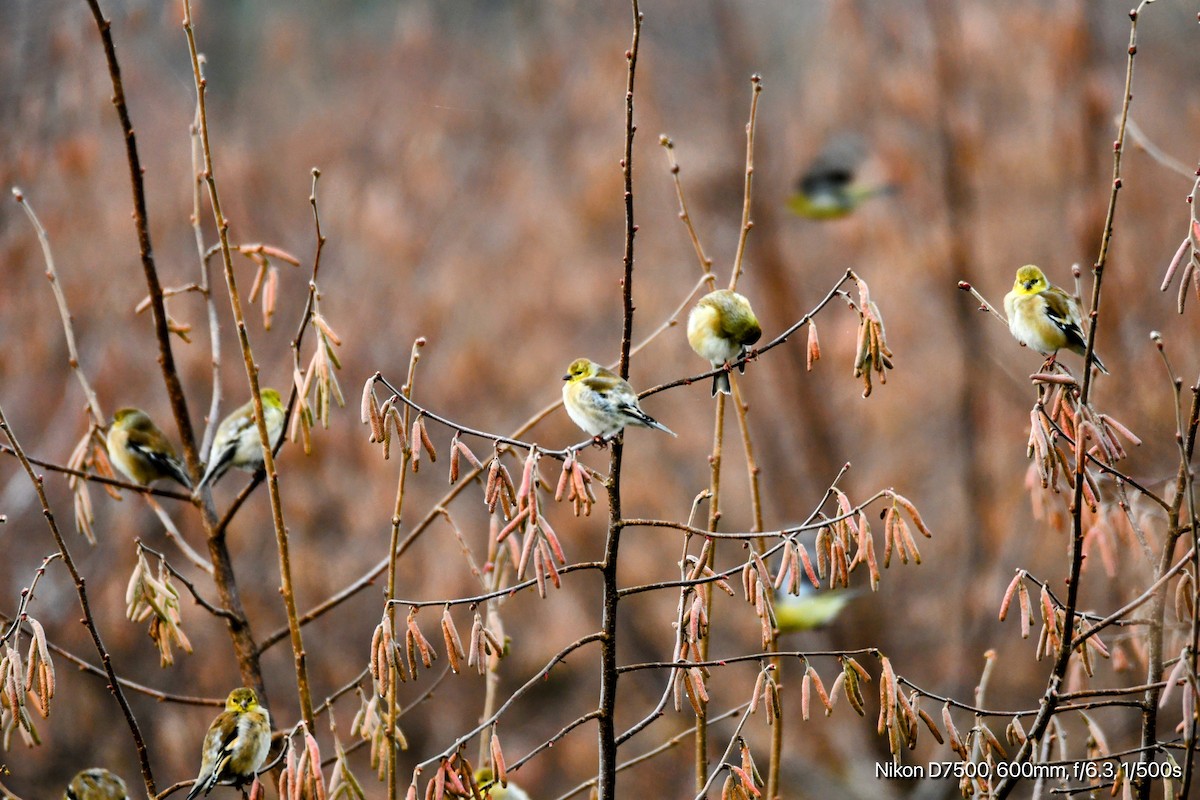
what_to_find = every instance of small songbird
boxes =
[562,358,676,441]
[786,134,895,220]
[186,687,271,799]
[773,583,859,633]
[64,768,129,800]
[1003,265,1108,374]
[197,389,285,489]
[687,289,763,396]
[106,408,192,489]
[473,767,532,800]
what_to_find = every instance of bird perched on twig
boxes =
[786,134,895,220]
[185,687,271,799]
[562,358,675,441]
[1003,265,1108,374]
[196,388,285,489]
[473,767,532,800]
[64,768,129,800]
[687,289,762,396]
[106,408,192,489]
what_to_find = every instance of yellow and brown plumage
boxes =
[197,389,285,489]
[185,688,271,799]
[106,408,192,489]
[562,358,675,440]
[687,289,762,396]
[65,768,129,800]
[1003,265,1108,374]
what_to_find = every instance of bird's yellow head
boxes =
[563,358,597,383]
[1012,265,1049,295]
[225,687,260,713]
[111,408,149,428]
[260,388,283,408]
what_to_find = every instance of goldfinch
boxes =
[64,768,129,800]
[197,389,285,489]
[773,584,858,633]
[473,767,532,800]
[1003,265,1108,374]
[106,408,192,489]
[562,358,676,440]
[687,290,762,396]
[186,688,271,799]
[786,134,895,220]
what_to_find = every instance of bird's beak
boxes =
[1023,280,1035,290]
[562,374,571,381]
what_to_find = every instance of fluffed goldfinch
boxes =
[197,389,285,489]
[64,768,129,800]
[774,584,858,633]
[106,408,192,489]
[1003,265,1108,374]
[186,688,271,799]
[687,289,762,396]
[474,767,532,800]
[786,134,895,220]
[562,358,676,440]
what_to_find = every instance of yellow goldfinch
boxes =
[474,767,532,800]
[197,389,285,489]
[186,688,271,799]
[773,584,858,633]
[64,768,129,800]
[106,408,192,489]
[562,358,676,440]
[786,134,895,220]
[1003,265,1108,374]
[687,290,762,396]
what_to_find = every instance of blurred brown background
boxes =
[2,0,1199,797]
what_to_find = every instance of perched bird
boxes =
[774,584,859,633]
[186,687,271,799]
[562,358,676,440]
[786,134,895,220]
[106,408,192,489]
[1003,265,1108,374]
[687,289,763,396]
[473,767,532,800]
[64,768,129,800]
[197,389,285,489]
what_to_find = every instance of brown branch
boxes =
[994,4,1150,796]
[83,0,200,474]
[182,0,312,728]
[0,444,191,500]
[11,190,105,428]
[0,402,158,793]
[727,74,761,292]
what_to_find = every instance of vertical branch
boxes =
[1153,342,1200,797]
[190,108,222,461]
[600,4,641,799]
[993,4,1149,796]
[182,0,314,728]
[728,75,761,292]
[694,396,724,793]
[83,0,200,472]
[0,403,156,796]
[383,343,423,800]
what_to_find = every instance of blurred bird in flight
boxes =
[786,133,896,220]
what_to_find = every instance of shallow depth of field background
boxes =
[2,1,1199,797]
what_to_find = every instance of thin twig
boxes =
[0,401,158,792]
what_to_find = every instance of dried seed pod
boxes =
[441,607,465,674]
[806,320,820,370]
[807,664,832,715]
